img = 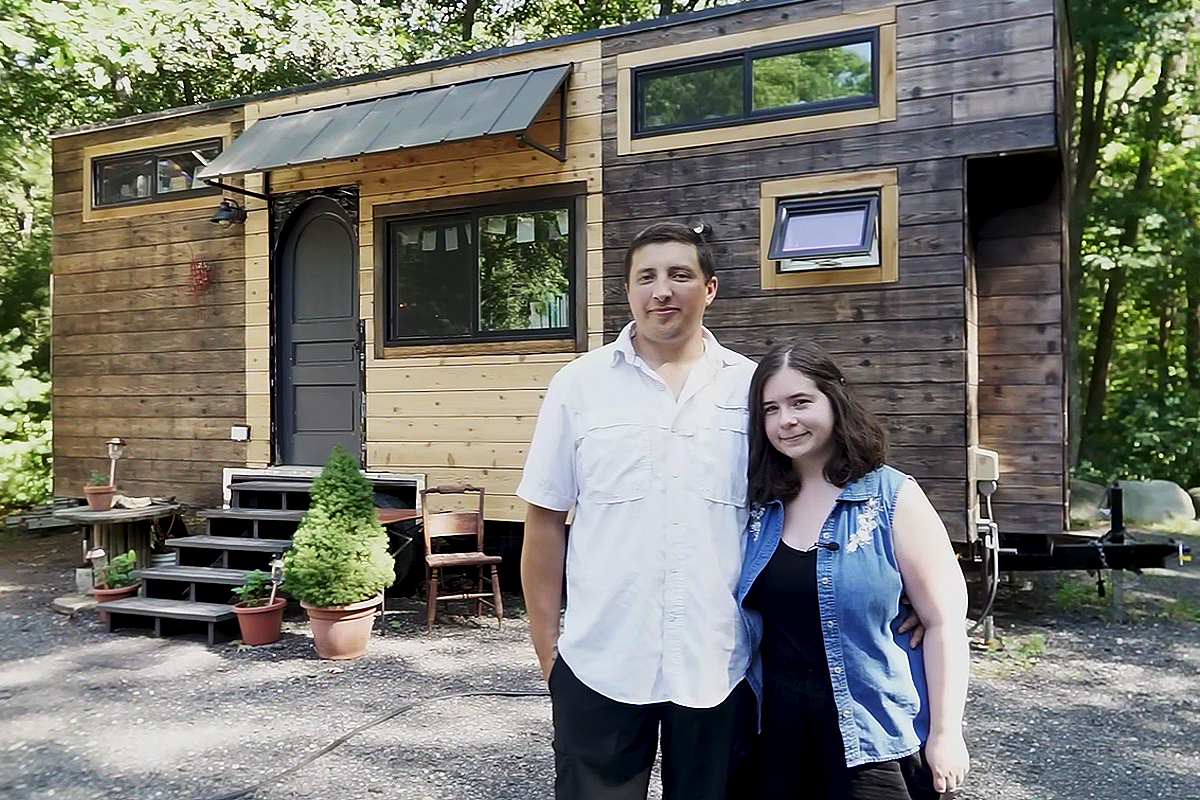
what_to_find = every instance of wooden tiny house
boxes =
[51,0,1070,550]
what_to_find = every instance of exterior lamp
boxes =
[105,437,127,485]
[209,198,247,226]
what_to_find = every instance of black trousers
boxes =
[549,657,756,800]
[754,660,938,800]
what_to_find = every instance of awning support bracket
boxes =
[202,179,271,202]
[517,79,568,163]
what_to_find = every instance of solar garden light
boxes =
[105,437,126,486]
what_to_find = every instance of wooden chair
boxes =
[419,484,503,632]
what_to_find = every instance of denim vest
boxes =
[736,465,929,767]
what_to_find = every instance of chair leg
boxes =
[490,564,503,629]
[426,570,438,633]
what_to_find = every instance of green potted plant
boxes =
[230,569,286,645]
[84,469,116,511]
[93,549,140,620]
[282,445,394,659]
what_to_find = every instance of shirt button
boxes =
[833,666,843,674]
[843,710,852,719]
[827,621,835,628]
[821,577,830,585]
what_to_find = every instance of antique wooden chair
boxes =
[419,484,503,632]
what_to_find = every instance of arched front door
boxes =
[275,196,363,466]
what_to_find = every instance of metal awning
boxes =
[196,63,572,180]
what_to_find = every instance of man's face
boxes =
[625,241,717,347]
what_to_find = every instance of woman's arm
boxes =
[892,480,970,794]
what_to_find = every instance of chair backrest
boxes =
[419,484,485,555]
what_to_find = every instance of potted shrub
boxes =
[84,469,116,511]
[230,570,286,645]
[93,549,140,621]
[282,445,394,659]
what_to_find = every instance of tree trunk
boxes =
[1080,52,1177,455]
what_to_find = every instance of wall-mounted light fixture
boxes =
[209,198,247,226]
[691,221,713,238]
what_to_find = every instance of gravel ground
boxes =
[1,528,1197,800]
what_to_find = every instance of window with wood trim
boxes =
[91,139,222,208]
[768,192,880,272]
[633,29,877,137]
[385,198,576,345]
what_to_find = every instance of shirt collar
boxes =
[611,321,740,368]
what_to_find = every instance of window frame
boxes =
[632,27,879,138]
[90,138,223,209]
[767,192,880,266]
[382,195,579,348]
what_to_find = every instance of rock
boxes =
[1070,479,1107,522]
[1115,479,1196,523]
[51,595,97,615]
[1189,487,1200,518]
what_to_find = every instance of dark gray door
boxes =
[277,197,362,466]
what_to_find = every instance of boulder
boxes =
[1189,487,1200,518]
[1115,479,1197,523]
[1069,479,1107,522]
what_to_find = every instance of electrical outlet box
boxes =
[972,446,1000,482]
[230,424,251,442]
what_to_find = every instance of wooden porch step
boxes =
[100,597,238,645]
[198,508,306,522]
[166,535,293,553]
[230,479,313,493]
[134,565,253,585]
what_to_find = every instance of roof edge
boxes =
[52,0,798,138]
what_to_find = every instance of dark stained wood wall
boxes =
[975,180,1067,536]
[51,107,247,508]
[600,0,1063,540]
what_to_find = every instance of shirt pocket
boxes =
[577,408,652,504]
[694,403,749,506]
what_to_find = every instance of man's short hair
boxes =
[622,222,715,283]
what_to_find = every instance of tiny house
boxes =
[51,0,1071,555]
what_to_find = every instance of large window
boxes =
[92,139,222,208]
[634,29,876,136]
[386,199,575,344]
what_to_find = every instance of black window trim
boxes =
[91,137,223,209]
[632,27,879,138]
[384,195,578,347]
[767,191,880,263]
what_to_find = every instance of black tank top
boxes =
[744,542,825,671]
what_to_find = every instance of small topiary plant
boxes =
[281,445,394,607]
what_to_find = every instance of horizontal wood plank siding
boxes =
[251,41,605,521]
[600,0,1061,539]
[51,107,246,507]
[974,180,1067,536]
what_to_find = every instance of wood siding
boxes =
[51,107,247,507]
[248,40,604,521]
[600,0,1062,541]
[975,181,1067,536]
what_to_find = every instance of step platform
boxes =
[100,597,238,645]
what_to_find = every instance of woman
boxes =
[737,340,970,799]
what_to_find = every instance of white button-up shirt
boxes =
[517,322,754,708]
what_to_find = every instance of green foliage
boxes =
[87,469,111,486]
[95,549,138,588]
[231,569,275,607]
[281,445,394,607]
[1055,576,1101,612]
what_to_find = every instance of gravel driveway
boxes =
[1,529,1197,800]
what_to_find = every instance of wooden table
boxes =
[54,503,183,569]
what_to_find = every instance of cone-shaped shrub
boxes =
[282,445,395,607]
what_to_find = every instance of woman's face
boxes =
[760,367,836,470]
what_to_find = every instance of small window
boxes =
[386,200,574,344]
[768,193,879,272]
[92,139,222,208]
[634,29,876,136]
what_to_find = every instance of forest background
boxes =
[0,0,1197,514]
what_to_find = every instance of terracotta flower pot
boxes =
[84,484,116,511]
[232,598,286,645]
[93,583,140,622]
[300,596,381,660]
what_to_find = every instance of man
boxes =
[518,222,756,800]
